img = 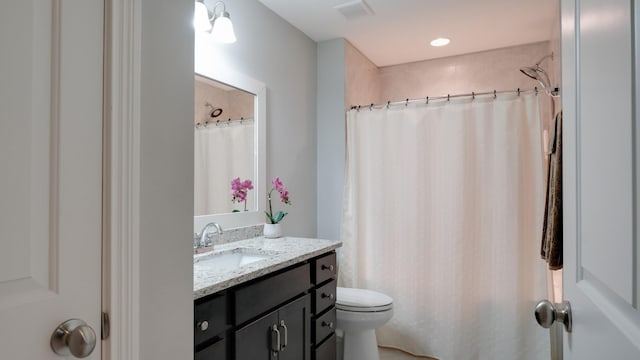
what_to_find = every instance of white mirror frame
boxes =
[193,65,266,231]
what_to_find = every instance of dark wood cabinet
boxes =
[195,251,337,360]
[235,310,278,360]
[196,338,227,360]
[236,295,311,360]
[310,253,337,360]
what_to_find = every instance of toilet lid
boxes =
[336,287,393,312]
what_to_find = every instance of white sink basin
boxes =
[194,248,277,272]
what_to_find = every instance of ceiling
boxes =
[257,0,559,67]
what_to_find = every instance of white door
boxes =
[0,0,103,359]
[561,0,640,358]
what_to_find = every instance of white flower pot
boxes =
[263,223,283,238]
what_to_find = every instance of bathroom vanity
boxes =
[194,237,341,360]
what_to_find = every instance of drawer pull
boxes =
[271,324,281,352]
[321,293,335,300]
[322,321,334,329]
[279,320,288,351]
[197,320,209,332]
[321,264,335,272]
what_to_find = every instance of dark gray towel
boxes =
[541,112,562,270]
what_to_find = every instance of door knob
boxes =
[51,319,97,358]
[534,300,572,333]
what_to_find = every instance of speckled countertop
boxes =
[193,237,342,299]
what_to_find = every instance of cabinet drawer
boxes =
[195,337,226,360]
[236,263,311,325]
[313,333,336,360]
[313,252,336,285]
[195,293,228,347]
[313,279,336,314]
[313,307,336,345]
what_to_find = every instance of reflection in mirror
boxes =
[194,75,256,216]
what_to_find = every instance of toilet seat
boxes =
[336,287,393,312]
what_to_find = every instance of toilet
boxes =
[335,287,394,360]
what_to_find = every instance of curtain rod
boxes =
[195,117,254,128]
[349,86,560,111]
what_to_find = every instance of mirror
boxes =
[194,75,256,215]
[193,67,266,231]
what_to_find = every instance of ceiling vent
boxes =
[334,0,375,20]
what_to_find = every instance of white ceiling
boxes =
[257,0,559,67]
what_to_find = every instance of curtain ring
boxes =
[535,86,539,95]
[493,90,497,99]
[517,88,521,96]
[405,98,409,107]
[447,94,450,101]
[386,101,391,109]
[357,105,361,112]
[216,119,220,126]
[426,96,429,104]
[472,92,475,100]
[369,103,373,111]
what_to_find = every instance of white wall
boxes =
[195,0,318,237]
[139,0,194,358]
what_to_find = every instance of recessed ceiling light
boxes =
[430,38,450,47]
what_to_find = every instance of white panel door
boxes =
[561,0,640,358]
[0,0,103,359]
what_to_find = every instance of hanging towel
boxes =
[541,112,563,270]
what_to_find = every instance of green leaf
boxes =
[273,211,288,223]
[232,209,240,213]
[264,211,274,224]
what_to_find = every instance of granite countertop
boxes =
[193,236,342,299]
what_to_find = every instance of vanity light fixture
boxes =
[194,1,212,32]
[194,0,237,44]
[430,37,451,47]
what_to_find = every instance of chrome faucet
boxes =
[196,222,223,250]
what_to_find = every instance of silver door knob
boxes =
[534,300,572,333]
[51,319,97,358]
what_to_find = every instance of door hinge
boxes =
[101,311,110,340]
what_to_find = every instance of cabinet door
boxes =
[195,338,226,360]
[278,295,311,360]
[235,311,279,360]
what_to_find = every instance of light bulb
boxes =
[194,2,212,32]
[211,14,237,43]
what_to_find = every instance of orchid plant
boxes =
[265,177,291,224]
[230,177,254,212]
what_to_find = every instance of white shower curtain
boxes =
[194,121,254,215]
[340,94,549,360]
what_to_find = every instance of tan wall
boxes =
[345,40,381,109]
[378,42,554,102]
[194,80,254,126]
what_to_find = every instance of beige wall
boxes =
[378,42,554,103]
[343,38,560,107]
[345,41,381,109]
[194,80,254,126]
